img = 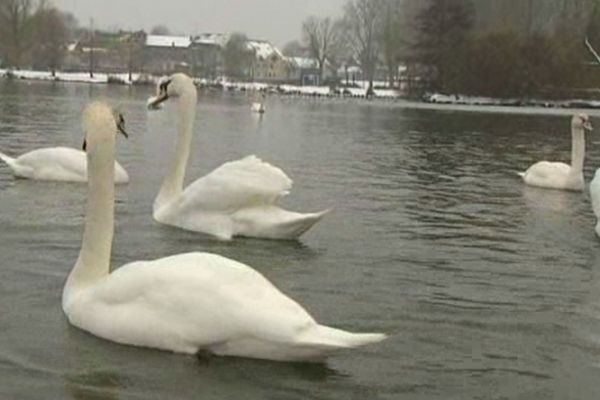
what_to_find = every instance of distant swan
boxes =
[0,112,129,183]
[63,101,386,362]
[519,113,592,191]
[251,102,266,114]
[590,169,600,237]
[147,73,328,240]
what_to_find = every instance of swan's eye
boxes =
[159,79,172,94]
[116,114,128,138]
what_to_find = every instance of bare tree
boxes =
[413,0,474,92]
[302,16,341,83]
[326,19,352,81]
[32,4,69,76]
[282,39,305,57]
[223,32,255,79]
[378,0,404,87]
[342,0,385,96]
[115,31,145,81]
[150,25,171,36]
[0,0,37,68]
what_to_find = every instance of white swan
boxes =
[147,73,328,240]
[63,101,386,362]
[0,112,129,183]
[519,113,592,191]
[590,169,600,237]
[251,102,266,114]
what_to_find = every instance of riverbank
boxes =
[3,68,600,108]
[0,68,401,99]
[0,68,148,84]
[424,93,600,109]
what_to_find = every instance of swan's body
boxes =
[590,169,600,237]
[63,102,385,362]
[0,147,129,183]
[251,102,266,114]
[519,113,592,191]
[148,74,328,240]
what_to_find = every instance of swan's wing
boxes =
[70,253,315,352]
[524,161,571,180]
[591,172,600,218]
[178,155,293,213]
[16,147,88,179]
[15,147,127,182]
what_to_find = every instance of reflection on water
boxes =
[2,80,600,399]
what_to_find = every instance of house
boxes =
[190,33,229,79]
[246,40,289,82]
[63,30,146,74]
[144,34,193,74]
[285,57,321,85]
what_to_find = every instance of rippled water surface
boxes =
[2,80,600,399]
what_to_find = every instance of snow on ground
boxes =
[6,69,597,108]
[145,35,191,48]
[0,68,401,99]
[424,93,600,109]
[0,69,146,84]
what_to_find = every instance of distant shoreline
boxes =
[3,69,599,109]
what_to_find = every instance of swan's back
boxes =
[65,252,316,353]
[65,252,384,361]
[13,147,128,183]
[176,155,292,212]
[17,147,87,180]
[522,161,582,190]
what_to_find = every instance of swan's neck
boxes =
[65,136,115,296]
[571,127,585,173]
[155,92,197,210]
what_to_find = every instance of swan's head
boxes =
[82,102,129,152]
[572,113,593,132]
[147,73,197,110]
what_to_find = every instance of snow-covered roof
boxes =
[193,33,229,47]
[246,40,283,60]
[146,35,191,48]
[287,57,318,69]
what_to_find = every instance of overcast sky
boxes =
[51,0,346,46]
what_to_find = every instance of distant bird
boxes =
[251,102,266,114]
[147,73,328,240]
[0,112,129,183]
[251,93,266,114]
[519,113,592,191]
[63,101,386,362]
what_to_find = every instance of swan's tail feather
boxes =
[0,151,15,166]
[298,324,387,350]
[234,207,331,240]
[283,209,331,238]
[516,171,526,178]
[208,325,386,362]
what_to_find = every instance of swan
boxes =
[590,169,600,237]
[63,101,386,362]
[251,102,266,114]
[251,92,266,114]
[0,112,129,183]
[518,113,592,191]
[147,73,328,240]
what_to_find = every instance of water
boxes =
[1,80,600,399]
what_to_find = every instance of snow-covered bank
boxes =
[0,69,401,99]
[0,69,151,85]
[425,93,600,109]
[197,79,400,99]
